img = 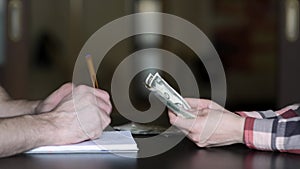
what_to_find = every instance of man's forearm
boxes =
[0,86,40,118]
[0,114,53,158]
[0,100,40,118]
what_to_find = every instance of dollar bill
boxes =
[145,73,196,119]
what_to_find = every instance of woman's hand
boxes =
[168,98,245,147]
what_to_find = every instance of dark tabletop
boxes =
[0,137,299,169]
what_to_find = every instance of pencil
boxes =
[85,54,99,88]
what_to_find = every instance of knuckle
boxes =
[201,108,211,114]
[195,140,208,148]
[63,82,73,89]
[102,114,111,126]
[103,91,110,100]
[190,134,200,143]
[102,101,112,113]
[66,82,73,86]
[169,117,176,125]
[107,116,111,124]
[98,90,110,101]
[190,127,198,134]
[196,143,206,148]
[107,105,113,114]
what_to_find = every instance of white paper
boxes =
[27,131,138,154]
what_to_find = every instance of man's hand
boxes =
[168,98,245,147]
[40,85,112,145]
[35,83,73,114]
[0,84,112,158]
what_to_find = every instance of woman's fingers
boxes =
[168,111,204,132]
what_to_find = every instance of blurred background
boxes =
[0,0,299,126]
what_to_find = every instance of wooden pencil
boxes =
[85,54,99,88]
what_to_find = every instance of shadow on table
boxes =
[0,153,136,169]
[137,142,300,169]
[168,145,300,169]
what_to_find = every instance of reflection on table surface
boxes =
[0,139,299,169]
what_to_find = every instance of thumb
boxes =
[37,83,73,113]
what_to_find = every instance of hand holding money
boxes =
[144,72,244,147]
[145,73,196,119]
[168,99,245,147]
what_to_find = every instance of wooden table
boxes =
[1,137,299,169]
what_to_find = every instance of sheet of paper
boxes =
[26,131,138,154]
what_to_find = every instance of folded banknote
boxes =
[145,73,196,119]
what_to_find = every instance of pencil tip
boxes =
[85,54,91,58]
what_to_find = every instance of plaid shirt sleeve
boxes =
[236,104,300,154]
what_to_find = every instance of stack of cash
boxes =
[145,73,196,119]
